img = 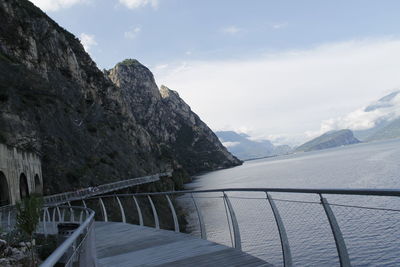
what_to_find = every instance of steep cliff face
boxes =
[107,60,241,174]
[0,0,240,193]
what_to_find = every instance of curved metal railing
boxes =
[78,188,400,267]
[43,172,171,205]
[40,206,96,267]
[0,205,96,267]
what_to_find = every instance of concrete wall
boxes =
[0,143,43,205]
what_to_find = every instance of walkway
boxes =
[95,222,272,267]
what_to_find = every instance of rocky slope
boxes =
[0,0,240,193]
[106,59,241,174]
[295,129,360,152]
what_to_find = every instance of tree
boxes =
[16,195,43,267]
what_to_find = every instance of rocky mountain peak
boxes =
[160,85,179,99]
[0,0,241,193]
[108,59,161,101]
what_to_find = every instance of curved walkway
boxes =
[95,222,272,267]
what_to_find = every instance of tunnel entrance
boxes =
[0,172,10,206]
[19,173,29,199]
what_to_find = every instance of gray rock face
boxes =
[295,129,360,152]
[107,61,241,174]
[0,0,240,193]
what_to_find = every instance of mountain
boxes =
[216,131,292,160]
[0,0,240,193]
[295,129,360,152]
[365,117,400,141]
[353,90,400,141]
[106,60,241,174]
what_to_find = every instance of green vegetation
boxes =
[119,58,141,66]
[16,195,43,266]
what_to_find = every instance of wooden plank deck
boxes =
[95,222,272,266]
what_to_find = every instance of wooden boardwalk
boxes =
[95,222,272,266]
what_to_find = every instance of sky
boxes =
[30,0,400,145]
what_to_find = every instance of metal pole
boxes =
[133,196,143,226]
[116,196,126,223]
[191,193,207,240]
[223,193,241,250]
[165,195,179,232]
[266,192,293,267]
[99,198,108,222]
[147,195,160,229]
[320,194,351,267]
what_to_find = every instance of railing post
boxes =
[43,208,48,237]
[223,193,241,250]
[67,201,74,222]
[165,195,179,232]
[147,195,160,229]
[99,197,108,222]
[191,193,207,240]
[133,196,144,226]
[320,194,351,267]
[116,196,126,223]
[266,192,293,267]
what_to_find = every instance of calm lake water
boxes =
[180,139,400,266]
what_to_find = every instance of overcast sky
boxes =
[30,0,400,145]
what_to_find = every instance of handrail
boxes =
[83,187,400,267]
[42,171,171,205]
[92,187,400,198]
[40,206,96,267]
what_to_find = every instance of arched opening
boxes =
[0,171,10,206]
[34,174,42,194]
[19,173,29,199]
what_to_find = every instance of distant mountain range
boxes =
[353,91,400,142]
[295,129,360,152]
[216,131,292,160]
[218,91,400,158]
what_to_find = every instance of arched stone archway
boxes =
[34,174,42,195]
[19,173,29,199]
[0,171,10,206]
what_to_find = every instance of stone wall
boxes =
[0,143,42,205]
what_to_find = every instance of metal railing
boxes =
[0,205,96,267]
[40,206,96,267]
[80,188,400,267]
[43,172,171,205]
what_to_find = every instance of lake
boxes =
[180,139,400,266]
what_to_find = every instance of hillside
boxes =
[366,117,400,141]
[295,129,360,152]
[0,0,240,193]
[216,131,292,160]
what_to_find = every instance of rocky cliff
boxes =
[106,60,241,174]
[295,129,360,152]
[0,0,240,193]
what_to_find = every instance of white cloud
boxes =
[272,22,288,30]
[153,38,400,145]
[317,90,400,134]
[119,0,158,9]
[222,26,242,35]
[30,0,88,11]
[79,33,97,52]
[124,26,142,39]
